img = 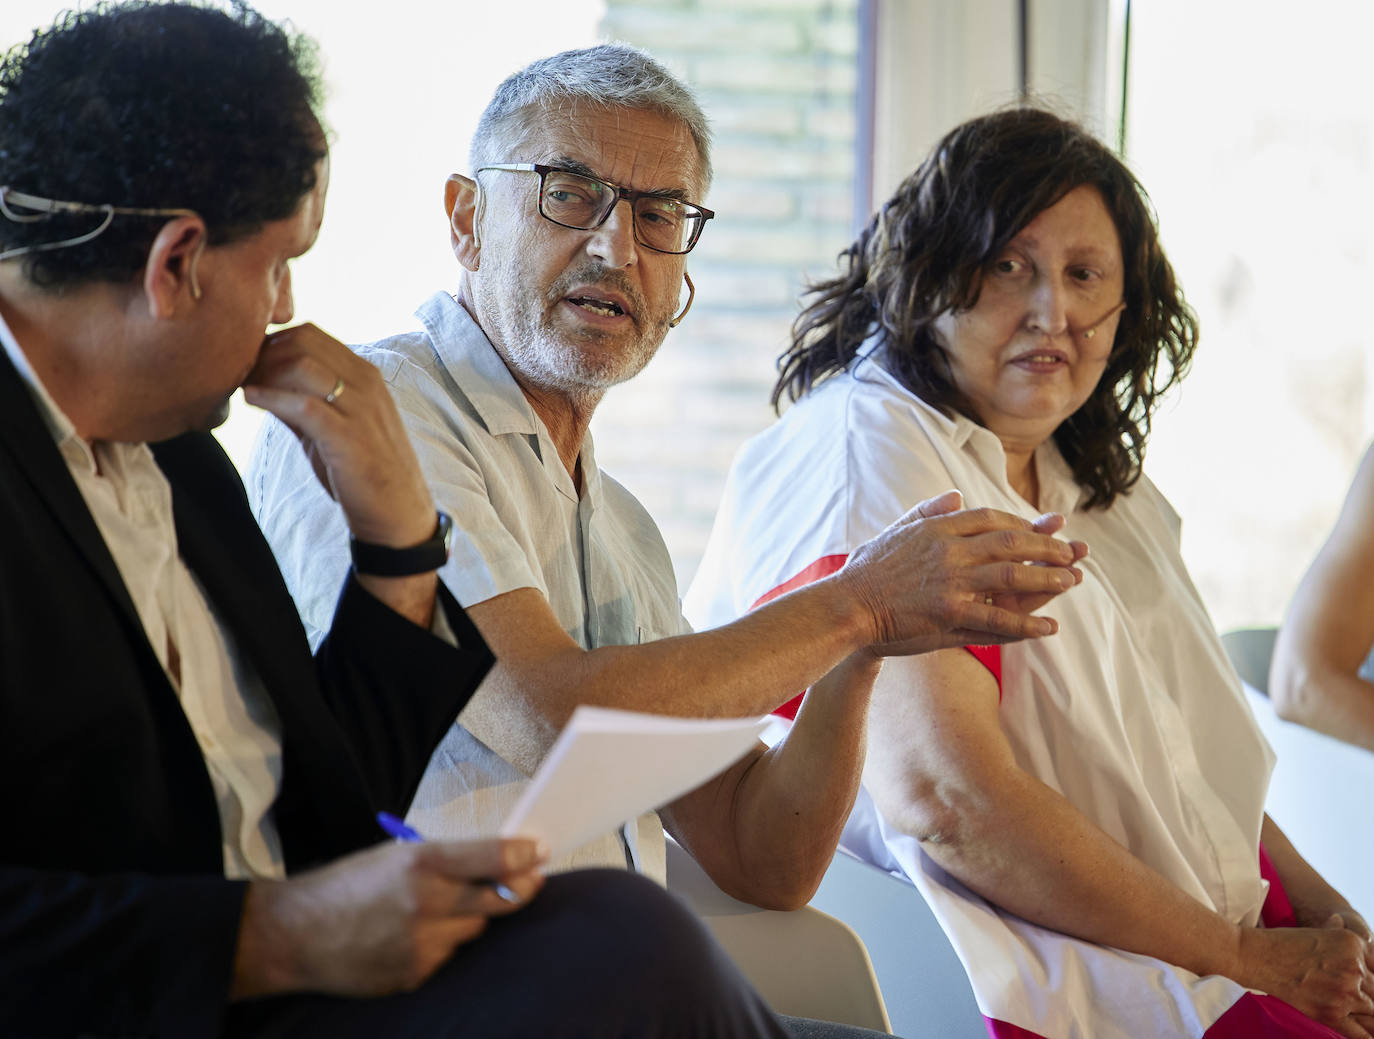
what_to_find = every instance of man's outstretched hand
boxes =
[836,490,1088,656]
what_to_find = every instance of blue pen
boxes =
[376,812,521,904]
[376,811,425,843]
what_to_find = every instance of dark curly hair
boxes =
[773,107,1199,509]
[0,0,326,289]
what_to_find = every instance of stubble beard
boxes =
[492,263,670,404]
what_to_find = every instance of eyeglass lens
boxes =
[540,169,699,254]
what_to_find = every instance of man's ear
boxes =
[445,174,482,271]
[142,216,208,319]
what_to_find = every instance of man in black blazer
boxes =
[0,5,792,1038]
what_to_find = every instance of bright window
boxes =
[1126,1,1374,632]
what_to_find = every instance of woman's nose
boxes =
[1025,276,1069,337]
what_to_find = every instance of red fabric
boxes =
[984,1018,1046,1038]
[983,993,1346,1039]
[983,992,1342,1039]
[748,554,849,720]
[964,644,1003,702]
[964,644,1002,683]
[989,984,1341,1033]
[1258,842,1298,928]
[751,558,1009,718]
[1204,993,1345,1038]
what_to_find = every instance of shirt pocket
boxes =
[636,624,672,645]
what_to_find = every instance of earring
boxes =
[669,271,695,328]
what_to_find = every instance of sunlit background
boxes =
[4,0,1372,640]
[1129,1,1374,633]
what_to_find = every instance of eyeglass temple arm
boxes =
[669,272,695,328]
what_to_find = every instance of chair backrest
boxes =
[664,838,891,1032]
[1220,627,1278,694]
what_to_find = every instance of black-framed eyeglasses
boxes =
[476,163,714,255]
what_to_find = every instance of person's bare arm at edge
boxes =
[864,648,1374,1037]
[459,491,1086,773]
[230,837,546,999]
[243,324,441,629]
[1272,442,1374,752]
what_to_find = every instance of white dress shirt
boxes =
[1,315,285,880]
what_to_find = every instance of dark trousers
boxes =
[228,869,795,1038]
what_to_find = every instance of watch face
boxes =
[437,510,453,555]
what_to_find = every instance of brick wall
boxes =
[591,0,860,594]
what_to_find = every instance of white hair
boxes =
[469,43,712,189]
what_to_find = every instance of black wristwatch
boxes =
[350,511,453,577]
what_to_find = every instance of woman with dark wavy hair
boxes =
[686,108,1373,1039]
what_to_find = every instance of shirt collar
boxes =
[578,427,603,503]
[416,290,598,504]
[0,307,99,474]
[416,291,540,439]
[853,333,977,453]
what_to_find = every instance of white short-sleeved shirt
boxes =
[684,346,1279,1037]
[250,292,685,880]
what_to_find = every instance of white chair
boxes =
[1220,627,1278,693]
[664,838,892,1033]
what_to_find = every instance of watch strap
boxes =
[350,510,452,577]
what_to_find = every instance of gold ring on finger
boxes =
[323,376,345,405]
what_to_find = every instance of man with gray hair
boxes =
[0,7,827,1036]
[252,44,1083,917]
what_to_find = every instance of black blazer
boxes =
[0,349,492,1038]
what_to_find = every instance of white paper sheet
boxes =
[498,705,770,858]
